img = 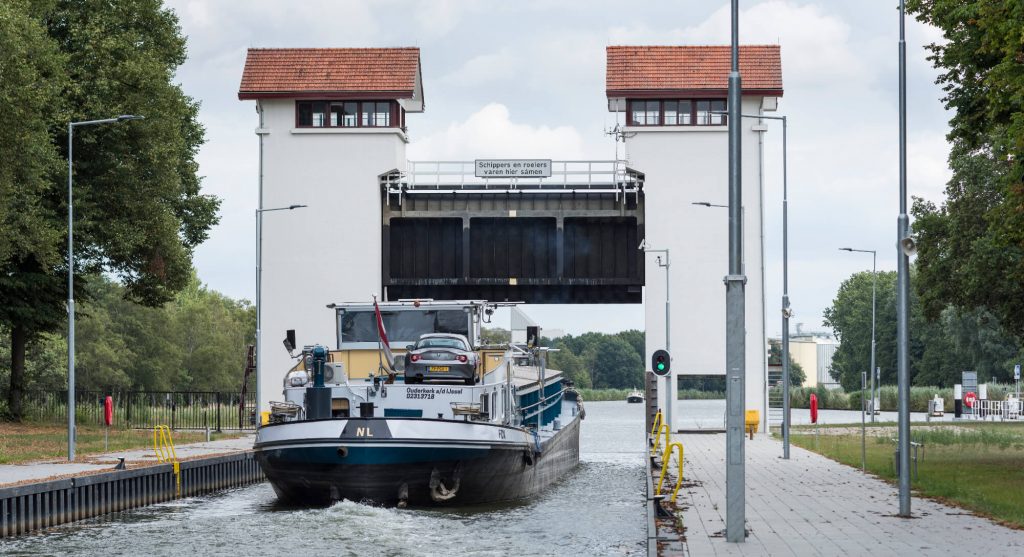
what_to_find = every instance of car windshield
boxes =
[417,337,468,350]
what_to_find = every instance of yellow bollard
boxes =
[745,409,760,439]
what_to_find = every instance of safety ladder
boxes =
[153,425,181,497]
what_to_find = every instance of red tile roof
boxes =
[606,45,783,97]
[238,47,420,99]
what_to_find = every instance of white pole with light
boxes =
[67,115,144,462]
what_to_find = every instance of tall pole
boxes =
[781,116,791,459]
[870,251,877,423]
[67,124,76,462]
[66,115,143,461]
[663,251,671,434]
[725,0,747,543]
[896,0,912,517]
[255,103,265,424]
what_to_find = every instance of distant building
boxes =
[788,325,839,389]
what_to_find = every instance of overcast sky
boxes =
[165,0,951,338]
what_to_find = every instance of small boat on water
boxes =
[253,300,583,507]
[626,389,644,403]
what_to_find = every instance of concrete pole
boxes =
[725,0,747,542]
[896,0,912,518]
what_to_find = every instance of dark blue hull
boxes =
[254,417,580,507]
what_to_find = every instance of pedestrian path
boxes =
[0,435,254,487]
[675,433,1024,556]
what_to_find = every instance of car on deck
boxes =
[404,333,478,385]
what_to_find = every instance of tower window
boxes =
[627,99,726,127]
[296,100,397,128]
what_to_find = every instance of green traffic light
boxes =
[657,362,665,371]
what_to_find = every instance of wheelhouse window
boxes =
[627,99,726,127]
[296,100,396,128]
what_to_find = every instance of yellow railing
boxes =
[656,441,685,503]
[651,422,671,457]
[153,425,181,497]
[650,410,662,439]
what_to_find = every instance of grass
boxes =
[0,423,244,465]
[789,422,1024,528]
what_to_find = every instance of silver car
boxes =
[404,333,478,385]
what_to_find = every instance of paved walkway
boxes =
[0,435,255,487]
[675,433,1024,556]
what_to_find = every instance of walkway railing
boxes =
[14,390,257,430]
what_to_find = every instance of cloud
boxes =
[610,1,870,89]
[408,103,586,160]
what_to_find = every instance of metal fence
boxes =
[18,390,256,431]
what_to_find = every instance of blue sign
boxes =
[1015,364,1021,381]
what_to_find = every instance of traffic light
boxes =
[652,349,671,377]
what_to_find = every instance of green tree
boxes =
[907,0,1024,338]
[585,336,643,389]
[480,327,510,345]
[617,329,645,363]
[824,271,899,391]
[0,0,70,420]
[767,339,805,387]
[0,0,219,419]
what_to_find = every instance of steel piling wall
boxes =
[0,452,264,538]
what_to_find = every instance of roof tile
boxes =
[238,47,420,98]
[606,45,783,95]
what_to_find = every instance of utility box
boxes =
[745,410,760,439]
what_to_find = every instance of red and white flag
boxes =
[373,297,395,370]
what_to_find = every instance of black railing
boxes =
[17,390,257,431]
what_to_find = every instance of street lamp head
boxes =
[692,201,712,207]
[288,204,308,210]
[839,247,853,252]
[117,114,145,121]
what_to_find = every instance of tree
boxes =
[824,271,899,391]
[907,1,1024,338]
[585,336,643,389]
[767,339,805,387]
[0,0,219,419]
[480,327,510,345]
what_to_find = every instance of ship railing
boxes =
[520,387,565,422]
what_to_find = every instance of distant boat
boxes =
[627,389,644,403]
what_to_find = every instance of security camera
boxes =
[899,236,917,257]
[782,308,794,318]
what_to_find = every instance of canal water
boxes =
[1,401,648,557]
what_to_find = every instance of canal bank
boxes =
[0,436,262,538]
[1,402,647,555]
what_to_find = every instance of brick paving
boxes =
[670,433,1024,556]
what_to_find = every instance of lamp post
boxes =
[710,111,791,458]
[839,248,877,423]
[725,0,746,541]
[67,115,144,461]
[896,0,913,518]
[255,204,308,424]
[641,244,671,434]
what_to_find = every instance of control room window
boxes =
[664,100,693,125]
[296,100,395,128]
[361,101,391,127]
[297,101,327,127]
[330,102,358,127]
[696,100,727,125]
[629,100,660,126]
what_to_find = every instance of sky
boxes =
[165,0,952,338]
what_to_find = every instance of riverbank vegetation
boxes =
[0,275,254,419]
[790,422,1024,528]
[578,388,724,402]
[778,383,1018,413]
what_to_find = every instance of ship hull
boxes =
[254,415,580,507]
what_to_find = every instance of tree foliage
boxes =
[907,0,1024,337]
[545,329,645,389]
[824,270,1021,390]
[0,0,219,419]
[0,274,254,399]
